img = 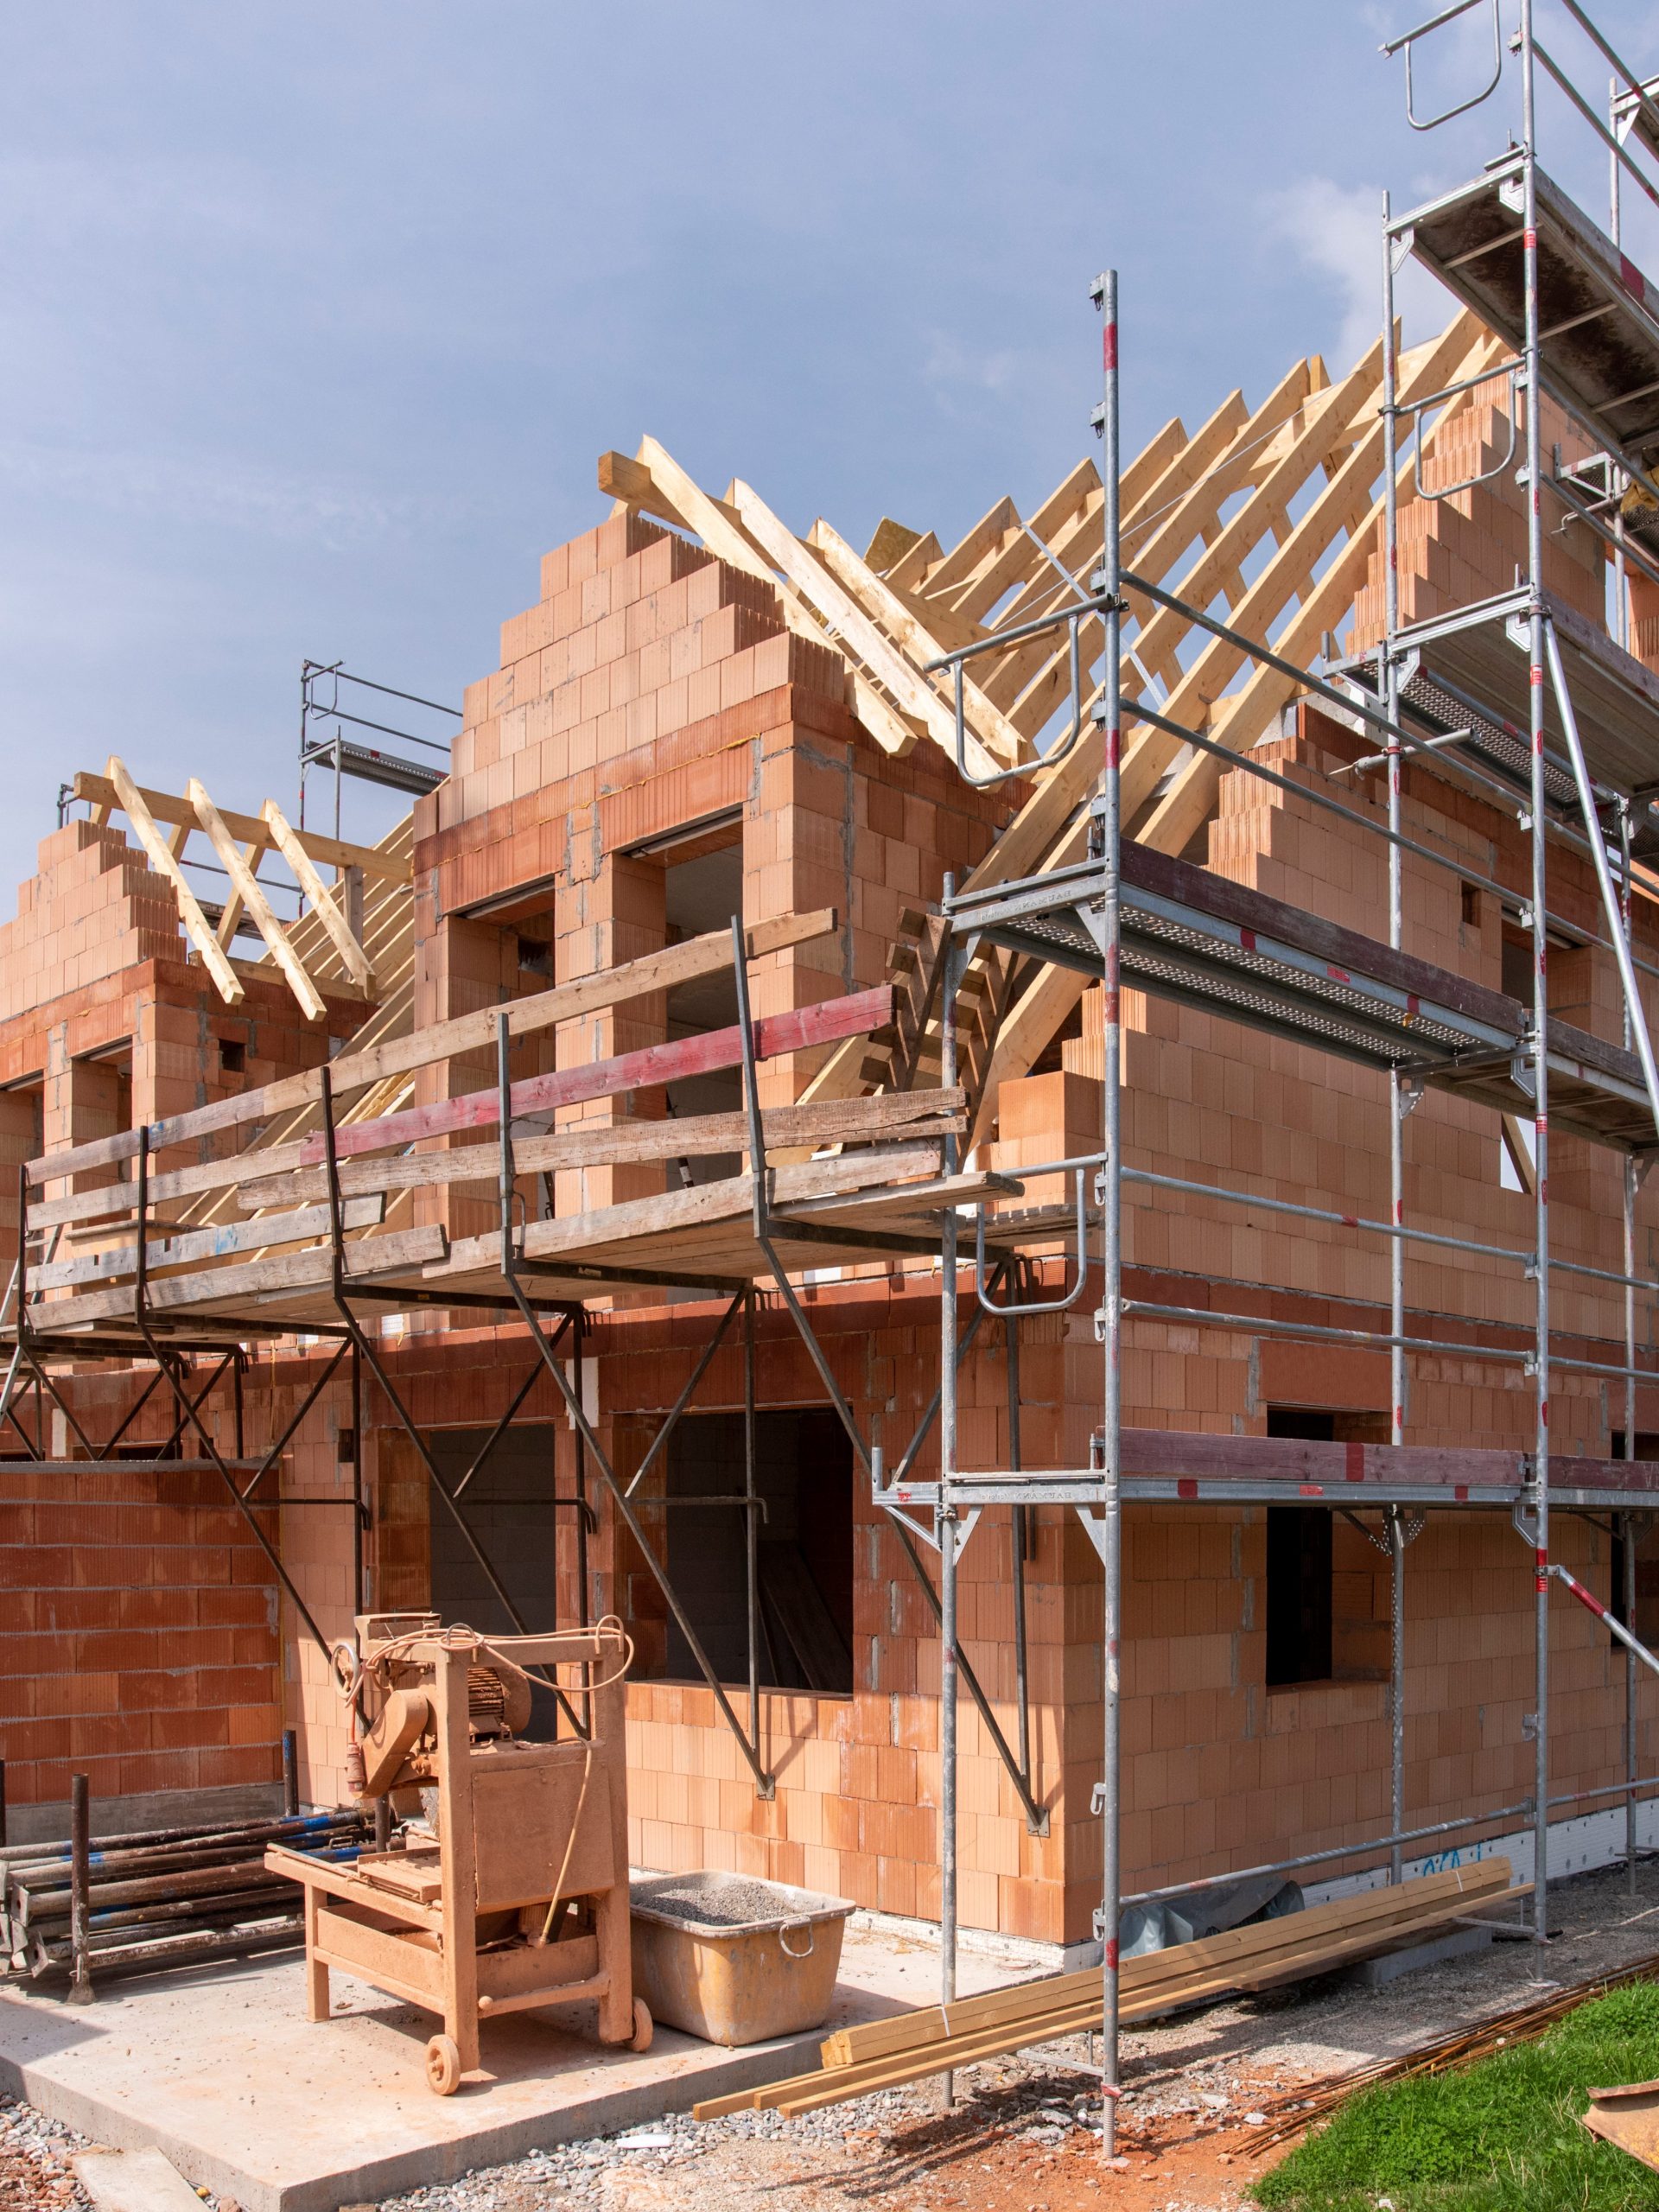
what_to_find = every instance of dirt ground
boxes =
[385,1859,1659,2212]
[26,1859,1659,2212]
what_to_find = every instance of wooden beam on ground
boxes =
[106,755,245,1007]
[73,771,408,882]
[188,779,327,1023]
[694,1863,1517,2121]
[261,800,375,992]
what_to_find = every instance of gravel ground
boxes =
[0,2096,93,2209]
[12,1858,1659,2212]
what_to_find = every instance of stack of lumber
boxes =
[694,1859,1524,2119]
[1,1808,367,1981]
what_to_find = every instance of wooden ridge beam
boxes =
[73,771,409,882]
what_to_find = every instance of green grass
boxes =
[1251,1984,1659,2211]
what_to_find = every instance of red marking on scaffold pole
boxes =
[1103,724,1121,769]
[1524,228,1537,250]
[1103,1936,1120,1968]
[1239,927,1256,951]
[1300,1484,1325,1497]
[1177,1478,1198,1500]
[1103,326,1118,372]
[1327,964,1351,984]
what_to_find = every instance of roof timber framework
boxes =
[602,313,1503,1138]
[72,758,407,1023]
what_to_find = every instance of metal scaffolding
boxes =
[877,1,1659,2152]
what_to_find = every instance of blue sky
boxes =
[3,1,1657,895]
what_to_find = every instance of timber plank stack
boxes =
[695,1860,1525,2119]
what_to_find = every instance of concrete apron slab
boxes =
[0,1928,1027,2212]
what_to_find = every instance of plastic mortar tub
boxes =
[629,1871,855,2045]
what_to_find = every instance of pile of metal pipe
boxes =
[1,1788,365,1990]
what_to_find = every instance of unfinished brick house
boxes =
[8,279,1659,1985]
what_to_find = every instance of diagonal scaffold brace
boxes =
[314,1065,589,1735]
[725,918,1048,1838]
[488,1013,777,1798]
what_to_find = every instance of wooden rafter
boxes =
[261,799,375,994]
[601,441,924,766]
[73,771,407,881]
[188,778,327,1023]
[85,761,390,1022]
[105,755,245,1006]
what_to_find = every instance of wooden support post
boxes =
[435,1644,480,2076]
[67,1774,93,2006]
[303,1878,329,2023]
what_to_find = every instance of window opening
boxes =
[657,1408,853,1694]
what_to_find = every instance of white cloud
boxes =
[0,438,432,550]
[1262,176,1447,374]
[922,332,1029,406]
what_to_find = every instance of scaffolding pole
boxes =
[1092,263,1125,2159]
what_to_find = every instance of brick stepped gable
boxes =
[440,511,842,850]
[0,818,184,1020]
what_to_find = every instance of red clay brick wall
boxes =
[0,1456,281,1811]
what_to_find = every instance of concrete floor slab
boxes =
[0,1927,1027,2212]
